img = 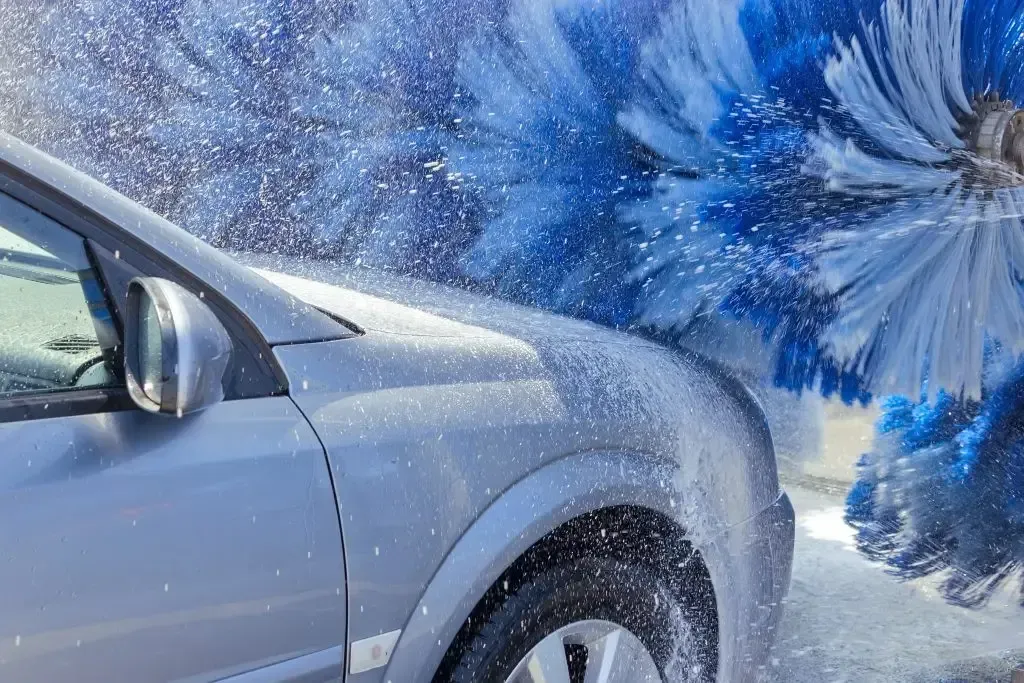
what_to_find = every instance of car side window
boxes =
[0,193,120,398]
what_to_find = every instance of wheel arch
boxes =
[380,449,718,683]
[433,504,719,682]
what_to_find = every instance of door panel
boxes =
[0,397,345,683]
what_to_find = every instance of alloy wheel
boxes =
[503,619,661,683]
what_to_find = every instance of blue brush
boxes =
[457,0,1024,604]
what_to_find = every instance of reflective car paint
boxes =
[0,398,346,683]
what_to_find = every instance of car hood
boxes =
[234,252,659,350]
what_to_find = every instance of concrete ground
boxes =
[768,484,1024,683]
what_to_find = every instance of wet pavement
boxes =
[768,485,1024,683]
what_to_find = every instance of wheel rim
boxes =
[503,619,661,683]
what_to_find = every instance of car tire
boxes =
[440,555,714,683]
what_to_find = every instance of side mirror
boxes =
[124,277,232,417]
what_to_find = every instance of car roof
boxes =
[0,133,344,346]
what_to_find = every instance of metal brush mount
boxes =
[960,91,1024,176]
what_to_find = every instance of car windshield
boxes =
[1,1,1023,681]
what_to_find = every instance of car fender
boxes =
[381,448,682,683]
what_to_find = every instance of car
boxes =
[0,132,794,683]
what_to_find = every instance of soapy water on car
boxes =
[1,0,1024,675]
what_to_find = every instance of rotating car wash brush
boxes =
[18,0,501,273]
[808,0,1024,607]
[457,0,1024,606]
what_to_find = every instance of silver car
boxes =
[0,134,794,683]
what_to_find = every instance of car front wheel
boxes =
[441,555,713,683]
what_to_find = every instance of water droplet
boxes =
[164,583,169,592]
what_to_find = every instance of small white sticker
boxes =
[349,629,402,675]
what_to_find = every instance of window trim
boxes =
[0,387,135,424]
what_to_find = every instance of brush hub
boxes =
[965,92,1024,174]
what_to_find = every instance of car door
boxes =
[0,190,347,683]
